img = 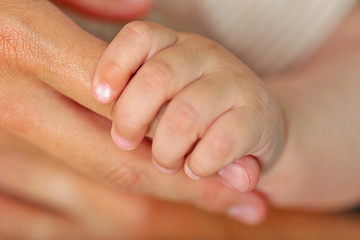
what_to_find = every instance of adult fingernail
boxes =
[227,205,260,225]
[94,82,112,103]
[112,133,136,151]
[184,163,201,180]
[218,162,250,192]
[152,159,179,175]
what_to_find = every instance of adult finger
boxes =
[0,131,159,239]
[0,194,85,240]
[53,0,153,21]
[0,0,267,224]
[0,131,267,239]
[1,56,266,224]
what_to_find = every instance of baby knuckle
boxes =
[166,100,197,135]
[206,132,234,160]
[189,34,222,52]
[142,59,173,89]
[202,38,222,52]
[121,21,152,44]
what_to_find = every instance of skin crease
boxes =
[0,130,232,240]
[1,131,360,240]
[0,0,267,224]
[81,0,360,211]
[91,22,283,188]
[1,2,360,237]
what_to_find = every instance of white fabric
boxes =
[65,0,357,75]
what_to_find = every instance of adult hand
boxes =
[0,0,266,224]
[53,0,153,21]
[0,130,249,240]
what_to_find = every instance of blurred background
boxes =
[1,1,360,239]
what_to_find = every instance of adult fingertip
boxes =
[227,204,265,225]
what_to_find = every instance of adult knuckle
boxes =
[0,97,33,135]
[0,16,36,69]
[102,162,149,192]
[0,22,22,65]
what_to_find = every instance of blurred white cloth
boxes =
[65,0,357,75]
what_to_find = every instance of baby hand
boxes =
[92,21,284,192]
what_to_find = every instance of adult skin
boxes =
[1,1,360,236]
[2,130,360,240]
[52,0,360,211]
[32,0,360,210]
[2,130,257,240]
[0,0,266,224]
[54,0,154,21]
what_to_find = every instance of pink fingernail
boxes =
[184,163,201,180]
[94,82,112,103]
[227,205,260,225]
[152,159,179,175]
[218,162,250,192]
[112,134,136,151]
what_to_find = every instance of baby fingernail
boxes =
[184,163,201,180]
[112,134,136,151]
[152,159,179,175]
[227,205,260,225]
[218,162,250,192]
[94,82,112,103]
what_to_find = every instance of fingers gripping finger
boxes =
[110,41,205,151]
[219,156,261,192]
[185,107,263,191]
[1,4,268,224]
[186,178,267,225]
[150,73,233,172]
[92,21,178,104]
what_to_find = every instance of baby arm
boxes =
[92,21,285,192]
[259,4,360,210]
